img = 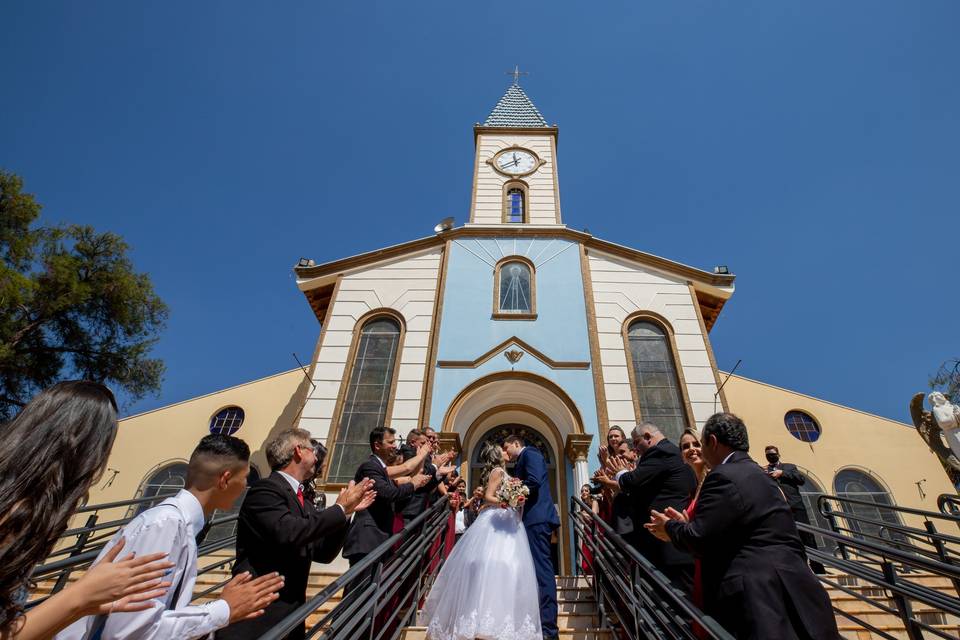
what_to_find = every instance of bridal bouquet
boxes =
[497,477,530,510]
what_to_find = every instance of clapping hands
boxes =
[74,537,175,616]
[644,507,688,541]
[435,450,456,465]
[605,455,631,474]
[411,472,432,489]
[437,463,457,476]
[336,478,377,515]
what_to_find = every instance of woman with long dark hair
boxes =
[0,381,173,639]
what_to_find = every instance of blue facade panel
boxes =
[429,237,599,438]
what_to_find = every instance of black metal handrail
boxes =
[937,493,960,517]
[818,494,960,567]
[75,492,180,514]
[799,522,960,640]
[570,496,733,640]
[27,489,241,608]
[259,497,452,640]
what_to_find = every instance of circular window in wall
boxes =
[784,411,821,443]
[210,406,245,435]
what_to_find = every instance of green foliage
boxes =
[0,170,168,419]
[931,359,960,405]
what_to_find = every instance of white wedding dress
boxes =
[420,469,542,640]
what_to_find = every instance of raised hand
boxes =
[76,537,175,616]
[336,478,376,515]
[355,485,377,512]
[437,463,457,476]
[222,572,285,623]
[644,510,672,542]
[663,506,688,524]
[417,442,432,458]
[605,455,629,474]
[411,472,432,489]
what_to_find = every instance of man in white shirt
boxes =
[56,435,284,640]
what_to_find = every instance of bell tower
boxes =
[469,75,562,226]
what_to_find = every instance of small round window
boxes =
[784,410,820,443]
[210,406,245,435]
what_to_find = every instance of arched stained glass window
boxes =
[328,316,402,483]
[497,261,533,315]
[626,320,689,441]
[505,187,525,223]
[134,462,187,515]
[798,472,837,554]
[833,469,905,544]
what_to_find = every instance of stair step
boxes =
[399,627,612,640]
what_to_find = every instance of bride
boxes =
[420,443,542,640]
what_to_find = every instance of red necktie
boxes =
[297,485,305,507]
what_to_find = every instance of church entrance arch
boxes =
[441,372,585,574]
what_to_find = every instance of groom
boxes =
[503,435,560,639]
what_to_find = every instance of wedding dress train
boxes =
[420,501,542,640]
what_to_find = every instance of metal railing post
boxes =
[882,561,925,640]
[822,501,849,561]
[630,562,642,640]
[52,514,98,594]
[923,520,960,597]
[366,561,384,640]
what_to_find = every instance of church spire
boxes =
[483,80,549,128]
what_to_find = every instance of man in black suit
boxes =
[217,429,376,640]
[396,429,455,526]
[601,422,697,594]
[765,445,826,574]
[342,427,430,589]
[647,413,840,640]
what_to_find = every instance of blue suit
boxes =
[514,446,559,637]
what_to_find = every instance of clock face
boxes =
[494,149,537,175]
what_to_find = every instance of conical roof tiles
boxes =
[483,83,549,128]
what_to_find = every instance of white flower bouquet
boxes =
[496,477,530,510]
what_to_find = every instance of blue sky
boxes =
[2,1,957,425]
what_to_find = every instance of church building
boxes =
[88,81,954,573]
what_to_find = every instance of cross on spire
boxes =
[506,65,529,86]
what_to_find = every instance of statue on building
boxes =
[910,392,960,487]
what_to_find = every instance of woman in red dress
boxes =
[577,485,601,573]
[679,428,710,638]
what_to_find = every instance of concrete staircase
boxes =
[399,576,611,640]
[823,571,960,640]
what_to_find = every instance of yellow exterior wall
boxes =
[87,369,311,506]
[722,373,955,529]
[85,364,956,536]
